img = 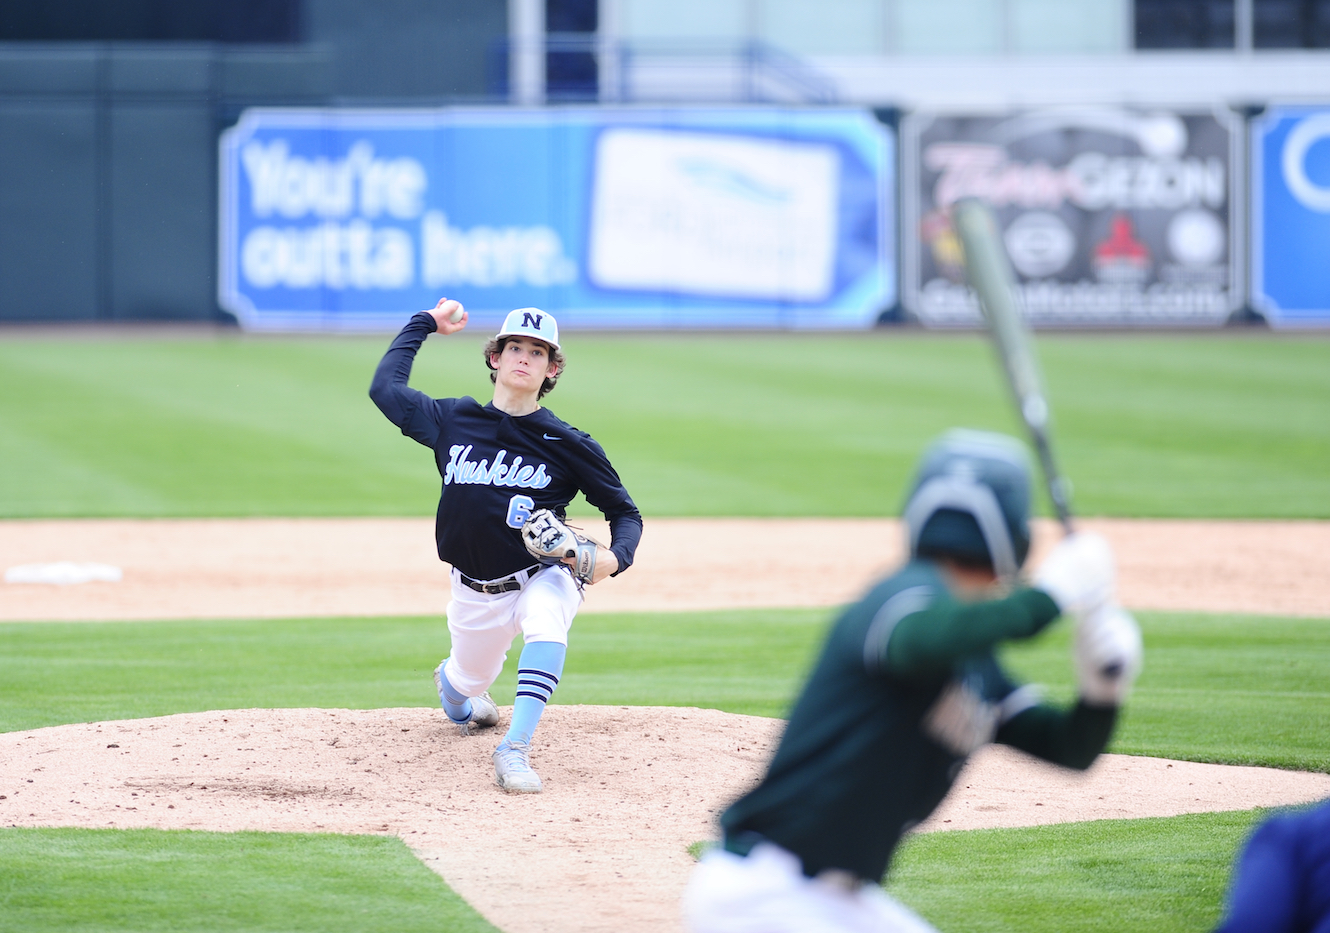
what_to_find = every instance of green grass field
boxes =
[2,609,1328,771]
[886,810,1267,932]
[0,332,1326,518]
[3,329,1327,931]
[0,812,1269,933]
[0,827,499,933]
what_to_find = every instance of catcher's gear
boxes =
[521,509,599,585]
[1033,532,1116,617]
[1074,603,1143,706]
[902,429,1033,580]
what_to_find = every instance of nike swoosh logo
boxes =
[543,434,562,441]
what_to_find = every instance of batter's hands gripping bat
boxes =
[953,197,1074,534]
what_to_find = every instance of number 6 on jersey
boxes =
[506,495,535,529]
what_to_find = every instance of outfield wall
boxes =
[2,45,1329,330]
[0,45,332,325]
[215,103,1330,331]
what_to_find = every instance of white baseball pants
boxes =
[682,843,937,933]
[441,564,581,697]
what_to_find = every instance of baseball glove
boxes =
[521,509,601,585]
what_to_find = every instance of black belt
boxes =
[458,564,541,595]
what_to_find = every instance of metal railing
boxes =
[489,35,839,106]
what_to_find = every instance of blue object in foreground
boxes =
[1213,797,1330,933]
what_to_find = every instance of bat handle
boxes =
[1055,503,1076,536]
[1050,479,1075,535]
[1033,435,1076,536]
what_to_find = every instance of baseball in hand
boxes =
[441,299,465,324]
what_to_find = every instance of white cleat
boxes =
[457,692,500,736]
[493,738,543,793]
[434,664,500,736]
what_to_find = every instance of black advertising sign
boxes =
[903,108,1240,327]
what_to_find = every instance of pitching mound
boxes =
[4,705,1329,933]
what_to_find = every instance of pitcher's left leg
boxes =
[492,567,579,793]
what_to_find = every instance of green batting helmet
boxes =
[902,429,1033,580]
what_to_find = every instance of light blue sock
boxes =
[504,641,566,746]
[435,663,473,724]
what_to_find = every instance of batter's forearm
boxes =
[996,701,1117,770]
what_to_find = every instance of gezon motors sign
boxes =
[903,108,1240,327]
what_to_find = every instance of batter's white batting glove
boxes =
[1074,603,1143,706]
[1032,532,1116,618]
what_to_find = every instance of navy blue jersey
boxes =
[370,313,643,581]
[722,560,1115,883]
[1216,798,1330,933]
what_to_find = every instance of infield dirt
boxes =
[3,516,1329,621]
[3,517,1329,933]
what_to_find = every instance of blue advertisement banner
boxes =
[219,107,894,332]
[1252,105,1330,328]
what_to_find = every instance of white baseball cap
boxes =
[496,307,560,350]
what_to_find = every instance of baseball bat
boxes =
[953,197,1075,534]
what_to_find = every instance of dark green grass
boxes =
[0,827,498,933]
[3,609,1328,772]
[1,332,1326,518]
[0,615,449,731]
[885,810,1264,933]
[1000,611,1330,772]
[0,610,828,733]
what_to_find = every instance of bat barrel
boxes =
[954,197,1076,534]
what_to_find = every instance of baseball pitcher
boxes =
[370,300,643,793]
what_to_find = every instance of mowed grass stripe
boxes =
[0,810,1273,933]
[2,609,1327,771]
[0,827,499,933]
[886,809,1269,933]
[0,610,827,731]
[0,332,1326,518]
[999,611,1330,771]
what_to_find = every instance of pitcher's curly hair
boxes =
[483,336,565,399]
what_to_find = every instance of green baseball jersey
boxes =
[721,559,1117,883]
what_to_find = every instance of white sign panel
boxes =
[588,128,839,302]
